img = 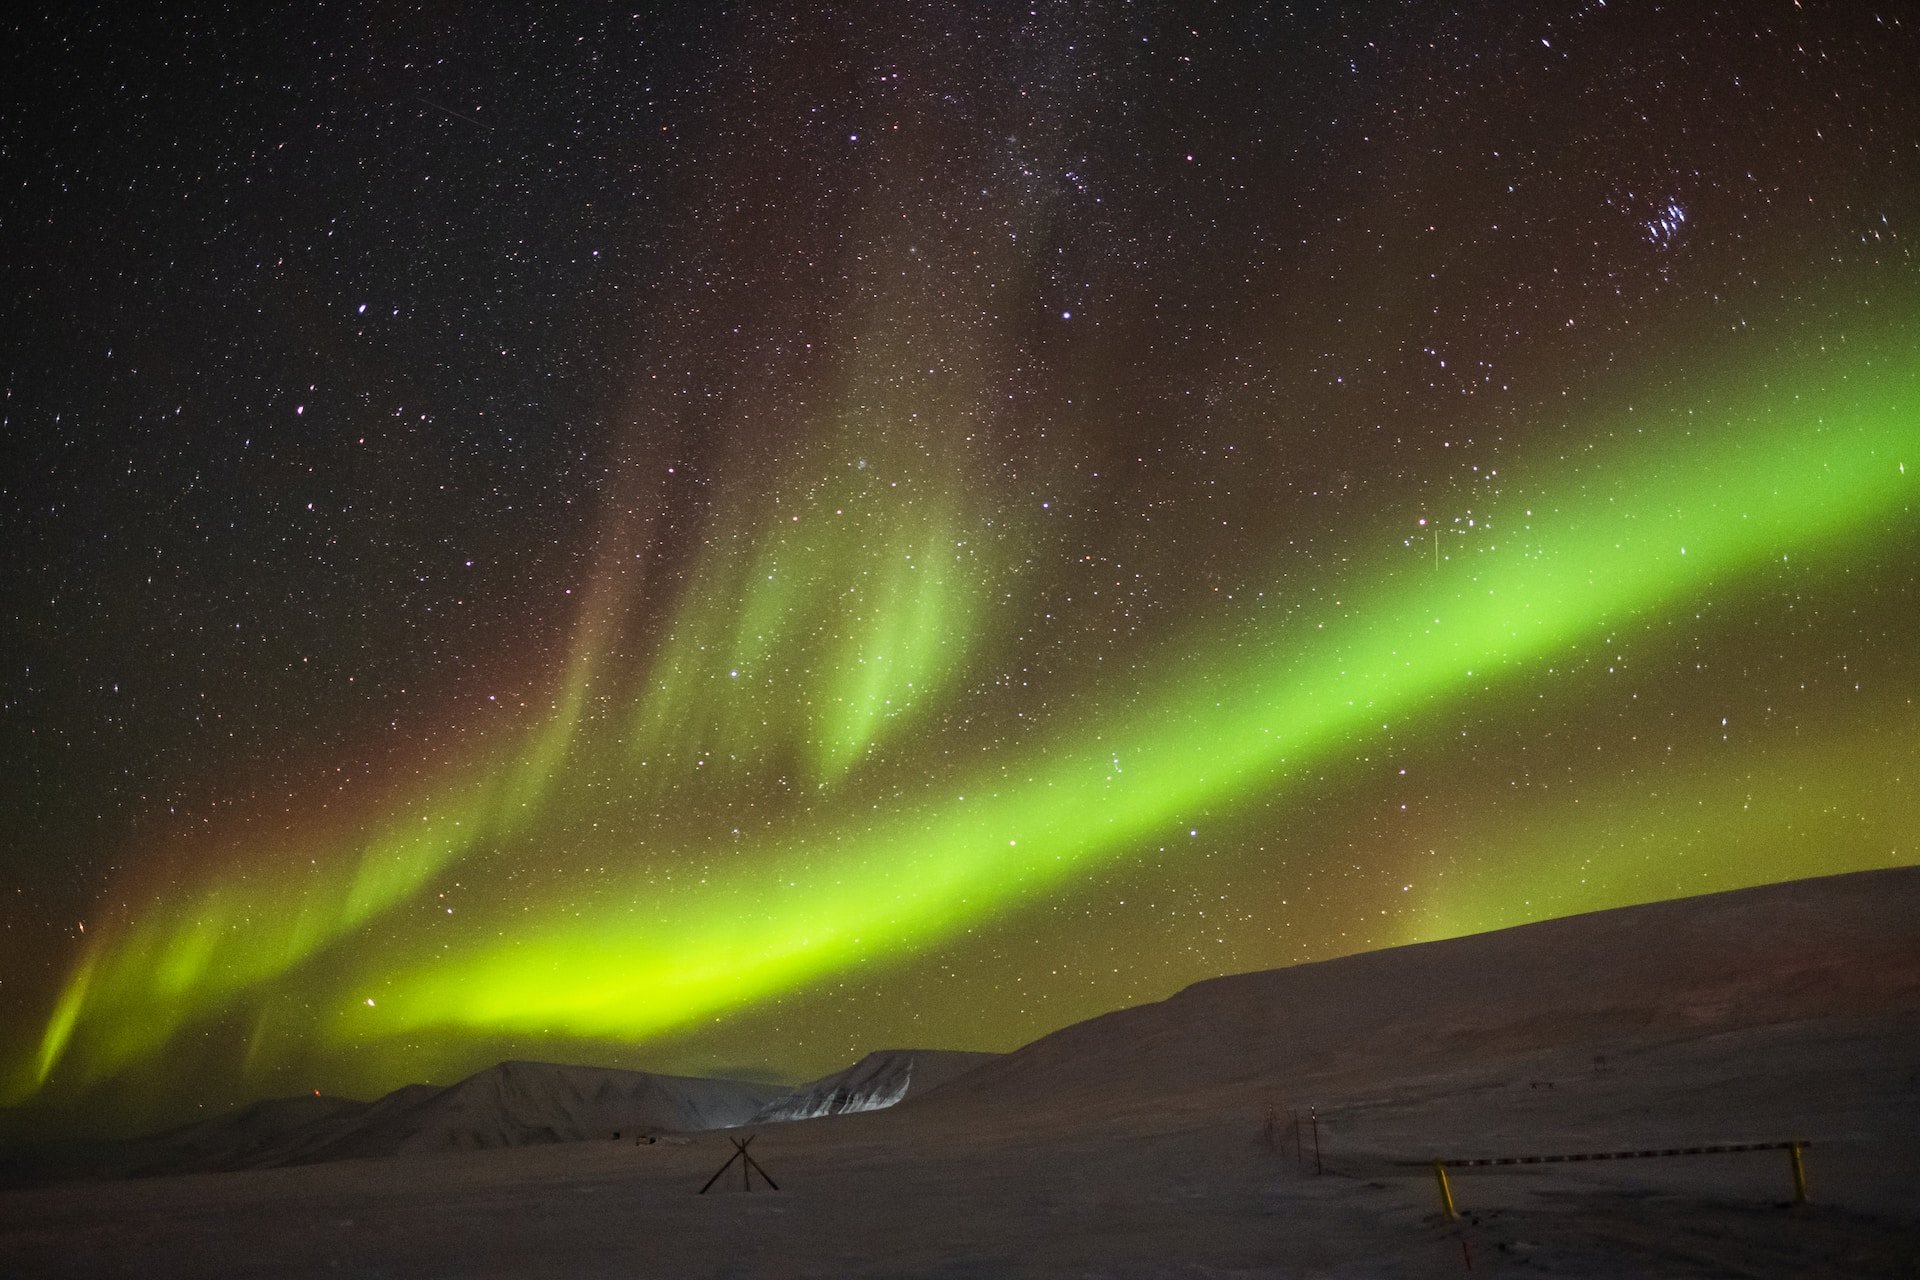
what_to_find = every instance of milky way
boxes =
[3,3,1914,1133]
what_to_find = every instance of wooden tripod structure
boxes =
[698,1133,780,1194]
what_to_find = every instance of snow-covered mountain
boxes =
[750,1049,999,1123]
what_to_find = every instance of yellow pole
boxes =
[1432,1161,1458,1219]
[1788,1142,1808,1204]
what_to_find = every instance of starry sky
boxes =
[3,2,1915,1136]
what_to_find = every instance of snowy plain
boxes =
[2,867,1915,1277]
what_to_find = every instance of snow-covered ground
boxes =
[3,867,1915,1277]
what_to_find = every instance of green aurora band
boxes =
[628,358,1001,786]
[13,322,1916,1107]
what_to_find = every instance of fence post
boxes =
[1788,1142,1808,1204]
[1432,1160,1457,1219]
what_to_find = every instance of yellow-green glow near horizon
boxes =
[14,323,1913,1107]
[1402,708,1919,945]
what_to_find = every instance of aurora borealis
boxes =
[3,4,1916,1135]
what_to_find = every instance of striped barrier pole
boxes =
[1419,1140,1811,1216]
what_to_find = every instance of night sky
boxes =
[3,2,1915,1136]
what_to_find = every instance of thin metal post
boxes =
[1433,1160,1457,1219]
[1788,1141,1808,1204]
[741,1148,780,1191]
[698,1148,740,1194]
[1311,1106,1322,1175]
